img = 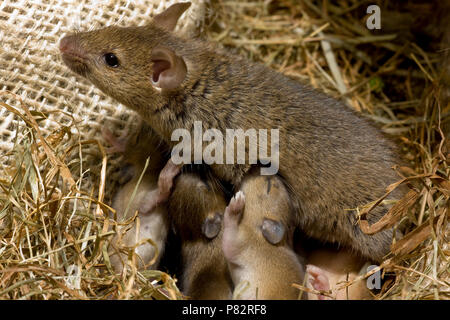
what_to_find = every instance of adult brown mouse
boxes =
[59,2,406,262]
[167,168,233,299]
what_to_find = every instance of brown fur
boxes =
[168,171,232,299]
[222,171,304,300]
[60,3,406,262]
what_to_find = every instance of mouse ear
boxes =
[261,218,285,245]
[150,47,187,90]
[152,2,191,32]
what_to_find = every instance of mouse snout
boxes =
[59,35,84,56]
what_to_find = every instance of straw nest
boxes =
[0,0,448,299]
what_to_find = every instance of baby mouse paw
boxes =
[101,127,129,154]
[222,191,245,261]
[155,158,182,205]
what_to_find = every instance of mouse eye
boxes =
[103,53,119,68]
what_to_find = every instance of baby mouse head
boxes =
[59,2,192,109]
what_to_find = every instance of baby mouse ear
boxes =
[153,2,191,32]
[150,47,187,90]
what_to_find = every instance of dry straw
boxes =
[0,0,449,299]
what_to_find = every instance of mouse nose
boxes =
[59,35,77,54]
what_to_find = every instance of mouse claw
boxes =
[306,264,332,300]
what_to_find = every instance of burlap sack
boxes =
[0,0,205,165]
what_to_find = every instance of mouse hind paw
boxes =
[224,191,245,226]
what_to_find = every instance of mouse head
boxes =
[59,2,192,109]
